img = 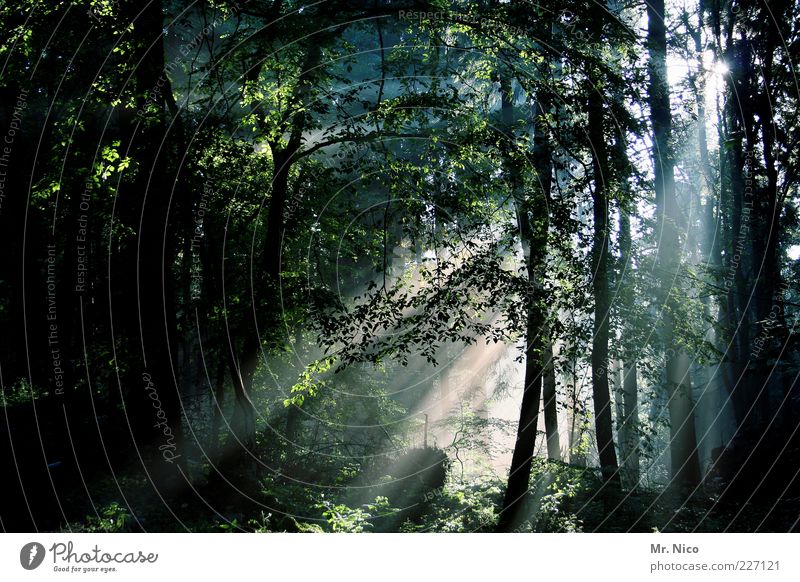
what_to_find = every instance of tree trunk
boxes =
[499,294,545,531]
[225,43,324,467]
[543,342,560,461]
[647,0,701,489]
[497,70,550,531]
[621,357,639,487]
[225,347,257,454]
[618,209,639,488]
[751,16,784,428]
[586,28,620,487]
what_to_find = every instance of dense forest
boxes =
[1,0,799,533]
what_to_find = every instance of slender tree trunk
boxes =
[714,72,740,410]
[586,21,620,486]
[500,288,545,531]
[647,0,701,489]
[567,351,586,466]
[497,69,550,531]
[714,7,754,431]
[751,18,783,428]
[543,342,560,461]
[621,357,639,486]
[618,209,639,488]
[225,44,324,468]
[692,6,737,422]
[225,339,258,457]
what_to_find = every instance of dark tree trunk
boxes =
[497,69,550,531]
[587,76,620,488]
[716,6,754,430]
[751,17,784,428]
[224,43,324,470]
[499,281,545,531]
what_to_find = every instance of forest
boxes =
[0,0,799,533]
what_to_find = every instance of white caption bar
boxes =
[1,533,796,580]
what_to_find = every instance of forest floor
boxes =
[4,397,796,533]
[48,458,800,533]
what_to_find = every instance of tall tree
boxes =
[618,206,640,487]
[497,70,550,531]
[543,341,561,461]
[587,7,621,489]
[646,0,701,489]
